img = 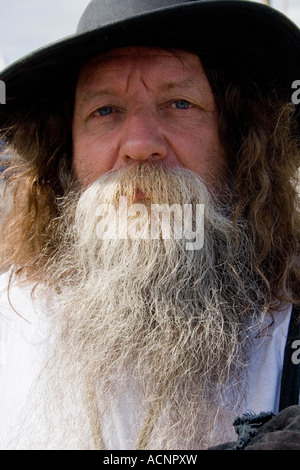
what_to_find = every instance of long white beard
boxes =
[27,163,266,449]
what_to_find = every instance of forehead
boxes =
[76,46,211,91]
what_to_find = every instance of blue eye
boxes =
[173,100,191,110]
[97,106,114,116]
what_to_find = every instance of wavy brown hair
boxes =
[0,54,299,308]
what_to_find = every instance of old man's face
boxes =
[72,46,226,188]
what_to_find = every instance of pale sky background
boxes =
[0,0,300,70]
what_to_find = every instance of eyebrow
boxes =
[158,79,198,91]
[78,89,115,106]
[77,79,203,107]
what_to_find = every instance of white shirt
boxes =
[0,269,297,449]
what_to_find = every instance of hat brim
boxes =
[1,0,300,133]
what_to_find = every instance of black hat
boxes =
[1,0,300,134]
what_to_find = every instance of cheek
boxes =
[174,124,227,180]
[72,131,118,184]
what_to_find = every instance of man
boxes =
[0,0,299,450]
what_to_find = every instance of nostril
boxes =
[120,140,168,163]
[122,154,133,162]
[150,153,163,161]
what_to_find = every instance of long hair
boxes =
[202,54,300,306]
[0,54,299,307]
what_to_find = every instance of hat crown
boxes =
[76,0,198,33]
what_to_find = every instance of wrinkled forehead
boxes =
[83,46,201,65]
[76,46,212,95]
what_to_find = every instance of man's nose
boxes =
[119,109,168,163]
